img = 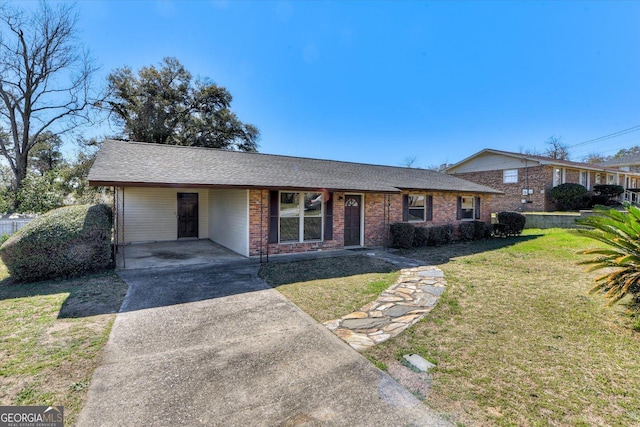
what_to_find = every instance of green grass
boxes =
[263,230,640,426]
[259,255,399,322]
[0,269,127,426]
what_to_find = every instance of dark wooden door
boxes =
[177,193,199,238]
[344,195,361,246]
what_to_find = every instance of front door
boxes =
[177,193,199,238]
[344,195,361,246]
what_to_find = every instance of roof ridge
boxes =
[104,139,443,173]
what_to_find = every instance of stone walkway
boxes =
[323,265,446,351]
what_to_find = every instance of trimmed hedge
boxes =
[459,221,491,241]
[390,222,415,249]
[413,226,429,247]
[495,211,526,236]
[0,204,113,282]
[550,183,588,211]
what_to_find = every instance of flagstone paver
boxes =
[323,266,446,351]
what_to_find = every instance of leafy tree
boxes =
[544,135,570,160]
[612,146,640,160]
[576,204,640,305]
[106,57,259,151]
[58,141,106,204]
[0,1,97,200]
[29,131,63,176]
[14,171,64,214]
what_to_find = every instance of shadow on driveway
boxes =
[77,261,452,426]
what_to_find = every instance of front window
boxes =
[503,169,518,184]
[408,195,426,222]
[279,192,323,243]
[595,174,601,184]
[461,196,474,220]
[607,174,615,185]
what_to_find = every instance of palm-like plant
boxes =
[576,203,640,305]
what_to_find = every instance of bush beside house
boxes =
[0,204,113,282]
[390,221,492,249]
[550,183,588,211]
[494,211,526,236]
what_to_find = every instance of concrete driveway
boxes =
[77,261,451,426]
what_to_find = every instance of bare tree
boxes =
[401,155,417,168]
[583,152,607,164]
[544,135,570,160]
[0,1,97,200]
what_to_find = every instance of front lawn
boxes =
[261,230,640,426]
[0,270,127,426]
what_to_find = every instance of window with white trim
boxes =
[408,195,426,222]
[503,169,518,184]
[607,174,615,185]
[279,192,323,243]
[579,171,588,188]
[460,196,475,220]
[595,174,601,184]
[553,167,565,187]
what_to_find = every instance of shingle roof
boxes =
[599,153,640,167]
[88,140,501,194]
[447,148,626,173]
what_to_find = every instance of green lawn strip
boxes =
[259,255,400,322]
[0,272,127,426]
[363,229,640,426]
[261,230,640,426]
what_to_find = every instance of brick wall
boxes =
[248,189,494,256]
[451,166,549,212]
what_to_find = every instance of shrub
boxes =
[496,211,526,236]
[458,222,475,241]
[413,226,429,247]
[0,204,113,282]
[390,223,415,249]
[550,183,588,211]
[576,203,640,305]
[477,221,492,239]
[427,226,446,246]
[443,224,455,243]
[459,221,491,241]
[592,184,625,206]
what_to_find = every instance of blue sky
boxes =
[59,1,640,166]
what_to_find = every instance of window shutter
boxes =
[268,191,279,243]
[456,196,462,220]
[402,195,409,221]
[427,195,433,221]
[475,196,481,219]
[324,192,333,240]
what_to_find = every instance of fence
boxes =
[0,219,33,236]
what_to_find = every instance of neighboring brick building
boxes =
[446,148,640,212]
[89,140,501,259]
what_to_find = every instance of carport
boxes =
[116,240,248,270]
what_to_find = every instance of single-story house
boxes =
[88,140,501,257]
[445,148,640,212]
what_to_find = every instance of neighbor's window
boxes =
[279,192,322,243]
[579,171,588,188]
[503,169,518,184]
[553,167,564,187]
[460,196,474,220]
[408,195,426,222]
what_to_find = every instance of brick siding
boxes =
[249,189,493,256]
